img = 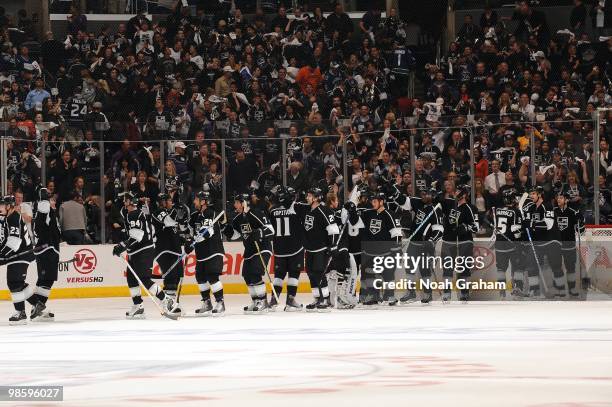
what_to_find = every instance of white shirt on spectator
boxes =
[484,170,506,194]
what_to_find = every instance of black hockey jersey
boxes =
[442,198,479,241]
[123,208,155,255]
[151,207,183,256]
[269,204,304,257]
[293,203,339,252]
[189,207,225,261]
[354,208,402,256]
[33,204,61,254]
[493,206,523,242]
[396,195,443,242]
[226,208,274,259]
[522,200,554,242]
[552,206,584,243]
[0,211,33,263]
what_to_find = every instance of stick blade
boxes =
[162,311,180,320]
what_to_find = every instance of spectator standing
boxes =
[59,191,87,245]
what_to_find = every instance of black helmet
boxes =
[124,192,139,206]
[502,188,516,205]
[196,190,212,205]
[456,184,470,199]
[307,187,324,201]
[1,195,15,206]
[233,193,250,203]
[275,186,294,206]
[370,191,386,202]
[557,190,570,199]
[529,185,544,195]
[37,187,50,201]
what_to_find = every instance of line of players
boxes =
[0,177,586,324]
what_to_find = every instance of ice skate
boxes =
[421,292,432,305]
[268,295,279,312]
[30,303,55,322]
[356,294,378,309]
[163,296,182,316]
[383,296,398,306]
[126,304,145,319]
[305,298,320,312]
[211,300,225,316]
[499,290,507,300]
[441,292,451,304]
[195,299,213,316]
[244,299,268,314]
[459,291,469,304]
[316,297,332,312]
[284,296,303,312]
[398,290,417,305]
[9,310,27,325]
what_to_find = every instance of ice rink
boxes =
[1,295,612,407]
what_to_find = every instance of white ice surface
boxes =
[1,295,611,407]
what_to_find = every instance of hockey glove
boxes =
[325,245,338,258]
[246,229,264,244]
[113,243,126,257]
[199,225,214,239]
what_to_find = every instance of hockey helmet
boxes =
[370,191,386,202]
[502,188,516,205]
[196,190,212,205]
[529,185,544,195]
[124,192,139,206]
[456,184,470,199]
[307,187,324,201]
[233,193,250,203]
[556,190,570,200]
[0,195,15,207]
[157,192,171,202]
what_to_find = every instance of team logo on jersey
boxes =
[448,209,460,224]
[304,215,314,231]
[241,224,252,234]
[369,219,382,235]
[415,210,426,224]
[557,217,569,231]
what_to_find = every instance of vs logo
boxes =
[73,249,98,274]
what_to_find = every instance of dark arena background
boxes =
[0,0,611,406]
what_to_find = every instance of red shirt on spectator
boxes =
[295,66,322,94]
[475,158,489,181]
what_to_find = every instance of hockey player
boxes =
[492,189,523,299]
[326,192,359,309]
[0,195,35,324]
[392,186,444,304]
[551,191,584,298]
[113,192,171,319]
[224,194,275,314]
[30,188,61,321]
[151,192,185,315]
[291,187,339,311]
[189,191,226,315]
[440,185,479,302]
[522,186,555,297]
[350,191,403,306]
[268,186,304,311]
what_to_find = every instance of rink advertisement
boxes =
[1,239,611,299]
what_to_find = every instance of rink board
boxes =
[0,240,610,299]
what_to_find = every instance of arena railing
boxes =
[0,112,604,244]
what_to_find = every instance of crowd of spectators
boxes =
[0,0,611,243]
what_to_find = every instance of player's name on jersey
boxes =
[373,278,507,291]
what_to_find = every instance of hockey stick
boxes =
[489,207,497,243]
[525,227,549,294]
[0,244,49,264]
[406,203,443,243]
[254,240,280,304]
[119,256,179,320]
